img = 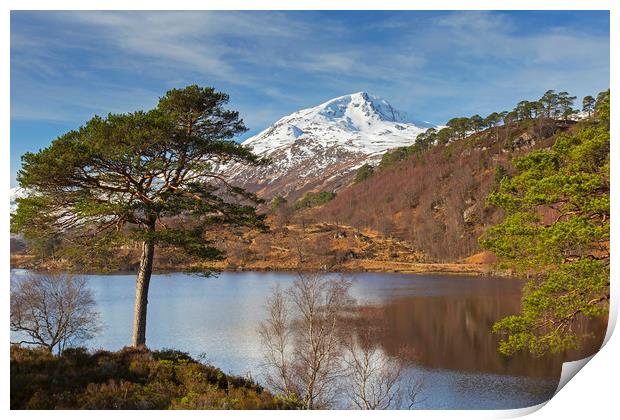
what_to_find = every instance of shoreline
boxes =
[11,254,506,277]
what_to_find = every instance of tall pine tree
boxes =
[11,85,267,347]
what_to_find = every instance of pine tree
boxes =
[469,114,485,132]
[11,85,267,347]
[354,163,375,183]
[480,92,610,356]
[557,91,577,121]
[436,127,454,145]
[539,89,559,119]
[582,95,596,117]
[483,112,501,129]
[414,128,438,151]
[595,89,610,126]
[446,117,470,139]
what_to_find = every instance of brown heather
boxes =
[313,122,565,262]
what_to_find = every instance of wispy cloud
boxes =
[10,10,609,187]
[11,11,609,127]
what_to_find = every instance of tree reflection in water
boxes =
[348,289,606,379]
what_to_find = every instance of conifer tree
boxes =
[480,91,610,355]
[354,163,375,183]
[469,114,484,133]
[446,117,470,140]
[436,127,454,145]
[11,85,267,347]
[557,91,577,121]
[539,89,559,119]
[582,95,596,117]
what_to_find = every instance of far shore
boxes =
[11,254,507,277]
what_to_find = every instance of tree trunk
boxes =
[131,222,156,347]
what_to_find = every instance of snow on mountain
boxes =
[10,186,27,213]
[225,92,436,200]
[242,92,433,155]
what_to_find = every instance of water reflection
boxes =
[353,293,605,379]
[9,270,607,409]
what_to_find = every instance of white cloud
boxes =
[10,11,609,128]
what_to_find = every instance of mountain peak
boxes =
[347,91,371,102]
[241,92,436,156]
[312,92,431,127]
[227,93,438,199]
[311,92,394,126]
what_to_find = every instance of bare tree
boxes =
[259,272,353,409]
[258,285,293,396]
[341,333,404,408]
[272,202,293,230]
[404,375,425,409]
[10,274,101,354]
[259,273,425,410]
[341,316,424,410]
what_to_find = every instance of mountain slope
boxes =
[224,92,435,200]
[313,120,575,261]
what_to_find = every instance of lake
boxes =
[9,270,605,409]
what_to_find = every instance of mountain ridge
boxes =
[225,92,436,200]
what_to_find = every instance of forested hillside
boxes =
[482,90,610,355]
[314,90,608,262]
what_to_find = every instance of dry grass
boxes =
[11,220,495,276]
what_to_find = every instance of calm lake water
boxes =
[10,270,605,410]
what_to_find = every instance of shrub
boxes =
[354,163,374,183]
[10,345,300,409]
[292,191,336,210]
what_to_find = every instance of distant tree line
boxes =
[361,89,607,179]
[269,191,337,214]
[292,191,337,210]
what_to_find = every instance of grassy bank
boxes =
[10,346,300,409]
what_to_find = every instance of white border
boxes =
[3,1,617,419]
[0,0,616,11]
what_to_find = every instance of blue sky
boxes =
[10,10,610,186]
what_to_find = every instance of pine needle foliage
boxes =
[480,90,610,356]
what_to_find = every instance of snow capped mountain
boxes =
[226,92,435,200]
[227,92,436,200]
[8,94,435,215]
[9,94,435,210]
[242,92,434,156]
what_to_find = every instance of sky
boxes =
[10,10,610,186]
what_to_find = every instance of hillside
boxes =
[311,120,573,261]
[11,89,602,272]
[9,116,580,272]
[12,217,491,274]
